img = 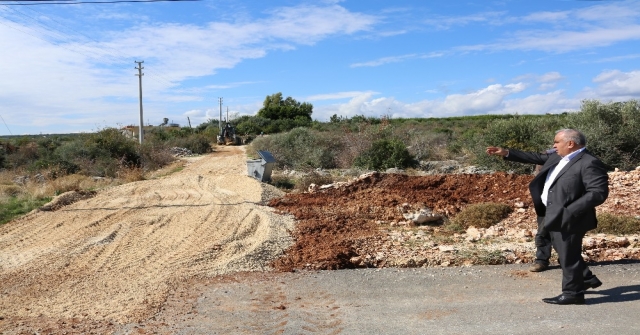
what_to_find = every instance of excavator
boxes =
[217,122,242,145]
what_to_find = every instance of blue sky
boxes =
[1,0,639,135]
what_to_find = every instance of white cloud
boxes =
[351,54,417,68]
[447,2,640,53]
[313,83,530,121]
[350,52,444,68]
[423,11,505,30]
[306,91,378,101]
[592,53,640,63]
[538,72,563,83]
[0,3,377,133]
[586,70,640,99]
[497,91,577,115]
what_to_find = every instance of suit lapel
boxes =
[537,154,562,176]
[549,150,586,186]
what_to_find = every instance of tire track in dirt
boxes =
[0,146,296,328]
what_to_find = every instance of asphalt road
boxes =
[127,261,640,335]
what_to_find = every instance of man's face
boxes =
[552,132,576,157]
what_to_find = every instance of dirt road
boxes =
[0,146,295,331]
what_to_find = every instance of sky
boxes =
[1,0,639,135]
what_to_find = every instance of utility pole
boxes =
[218,97,223,133]
[135,61,144,144]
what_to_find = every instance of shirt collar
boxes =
[562,147,585,161]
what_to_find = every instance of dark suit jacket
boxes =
[505,149,609,233]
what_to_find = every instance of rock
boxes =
[170,147,194,157]
[438,245,455,252]
[615,237,630,247]
[466,227,482,239]
[402,211,443,225]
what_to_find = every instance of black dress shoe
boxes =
[542,294,585,305]
[584,277,602,290]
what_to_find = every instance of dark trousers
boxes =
[549,230,596,295]
[536,218,596,295]
[535,220,552,266]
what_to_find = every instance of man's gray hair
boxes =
[556,129,586,146]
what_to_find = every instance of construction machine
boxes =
[217,122,242,145]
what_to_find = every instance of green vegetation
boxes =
[353,139,417,170]
[448,203,513,230]
[594,213,640,235]
[1,96,639,226]
[0,196,51,225]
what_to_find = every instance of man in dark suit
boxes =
[486,129,609,305]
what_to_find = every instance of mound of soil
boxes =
[269,170,640,271]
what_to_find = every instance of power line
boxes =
[1,0,200,5]
[0,115,13,135]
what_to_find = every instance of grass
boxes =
[0,161,188,226]
[0,196,51,225]
[594,213,640,235]
[447,203,513,230]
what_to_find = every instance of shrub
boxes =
[448,202,513,230]
[567,100,640,170]
[249,127,342,170]
[353,139,416,170]
[593,213,640,235]
[269,175,295,190]
[139,142,176,171]
[166,133,212,155]
[472,115,564,173]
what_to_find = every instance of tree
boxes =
[257,93,313,121]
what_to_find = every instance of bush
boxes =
[472,115,564,173]
[448,202,513,230]
[166,133,212,155]
[567,100,640,170]
[269,175,295,190]
[249,127,342,170]
[593,213,640,235]
[139,141,175,171]
[353,139,416,170]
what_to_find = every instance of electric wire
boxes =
[1,0,200,5]
[0,115,13,135]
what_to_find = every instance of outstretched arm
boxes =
[486,146,509,157]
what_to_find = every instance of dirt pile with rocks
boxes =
[269,169,640,271]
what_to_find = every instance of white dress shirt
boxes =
[541,148,585,206]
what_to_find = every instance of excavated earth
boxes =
[1,146,639,334]
[269,168,640,271]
